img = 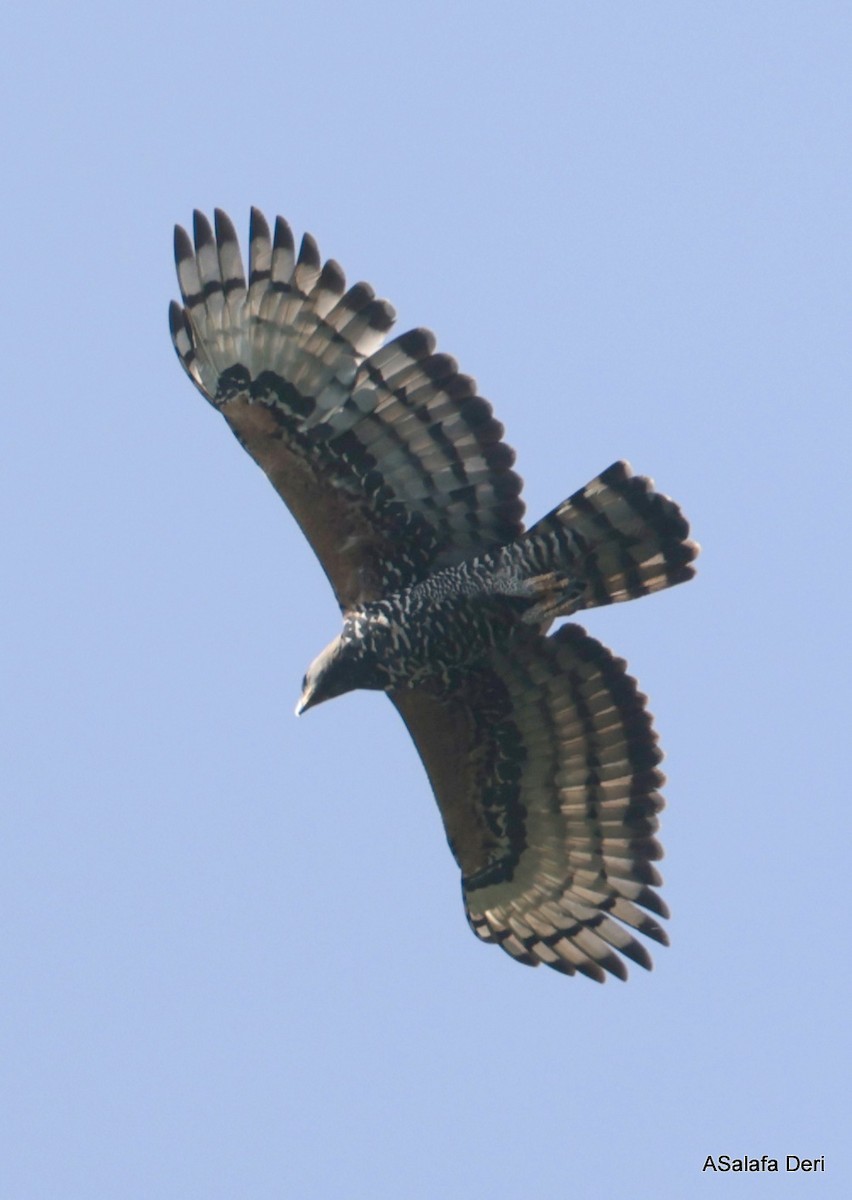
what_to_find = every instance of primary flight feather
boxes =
[170,208,697,982]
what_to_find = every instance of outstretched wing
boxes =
[169,209,524,609]
[392,623,670,982]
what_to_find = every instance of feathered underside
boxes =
[393,623,670,982]
[170,208,525,609]
[170,209,698,982]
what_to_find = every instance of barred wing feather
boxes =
[169,209,524,609]
[392,623,669,981]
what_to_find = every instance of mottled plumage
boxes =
[170,208,698,982]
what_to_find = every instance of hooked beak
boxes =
[294,635,343,717]
[294,676,317,717]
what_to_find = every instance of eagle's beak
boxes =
[294,682,313,717]
[295,665,325,716]
[294,634,349,717]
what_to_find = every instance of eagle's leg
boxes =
[515,573,588,623]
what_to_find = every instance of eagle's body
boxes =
[304,554,538,702]
[170,209,698,982]
[324,588,514,695]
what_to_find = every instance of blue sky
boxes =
[3,2,850,1196]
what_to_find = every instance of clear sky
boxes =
[3,2,850,1196]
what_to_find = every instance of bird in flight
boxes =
[169,209,697,982]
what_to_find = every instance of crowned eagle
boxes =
[169,209,697,982]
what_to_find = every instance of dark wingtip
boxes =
[192,209,214,250]
[396,327,436,359]
[367,299,396,331]
[174,224,193,264]
[168,299,184,334]
[250,206,270,243]
[273,215,295,254]
[298,231,320,268]
[213,207,238,246]
[319,258,346,295]
[600,460,632,485]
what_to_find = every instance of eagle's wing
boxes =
[391,623,669,981]
[170,209,524,609]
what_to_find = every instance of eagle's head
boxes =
[295,633,380,715]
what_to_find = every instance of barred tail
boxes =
[501,461,698,622]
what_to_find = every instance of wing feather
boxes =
[391,623,670,981]
[170,208,525,609]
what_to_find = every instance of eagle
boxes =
[169,209,697,982]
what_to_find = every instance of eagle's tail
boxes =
[496,461,698,623]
